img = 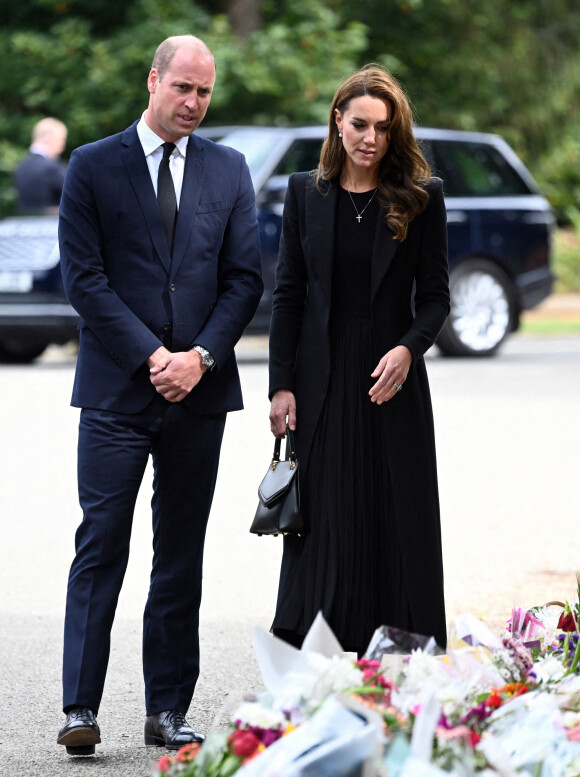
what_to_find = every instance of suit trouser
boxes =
[62,396,226,715]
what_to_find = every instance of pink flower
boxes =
[508,608,545,640]
[436,725,478,748]
[567,724,580,742]
[356,658,381,671]
[156,755,174,773]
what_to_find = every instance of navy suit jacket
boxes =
[15,152,67,213]
[58,122,263,415]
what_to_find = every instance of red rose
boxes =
[470,731,481,747]
[487,692,502,709]
[228,729,261,758]
[558,611,577,632]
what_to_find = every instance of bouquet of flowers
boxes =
[152,577,580,777]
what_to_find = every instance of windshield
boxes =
[219,129,283,182]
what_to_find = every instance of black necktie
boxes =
[157,142,177,251]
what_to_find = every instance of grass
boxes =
[553,226,580,294]
[517,226,580,335]
[520,319,580,335]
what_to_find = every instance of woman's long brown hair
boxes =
[316,65,431,241]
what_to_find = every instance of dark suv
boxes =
[220,125,554,356]
[0,125,553,361]
[0,215,78,362]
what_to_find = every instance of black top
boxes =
[333,187,380,319]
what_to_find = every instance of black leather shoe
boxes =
[144,710,205,750]
[57,707,101,755]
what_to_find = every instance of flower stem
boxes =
[566,633,580,676]
[563,633,570,664]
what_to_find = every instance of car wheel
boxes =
[0,338,50,363]
[437,260,516,357]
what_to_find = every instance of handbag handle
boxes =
[272,427,297,471]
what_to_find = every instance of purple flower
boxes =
[501,636,534,675]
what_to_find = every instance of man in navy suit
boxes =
[56,35,263,755]
[14,117,68,214]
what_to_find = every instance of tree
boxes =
[1,0,580,220]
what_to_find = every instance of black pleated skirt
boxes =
[272,315,413,654]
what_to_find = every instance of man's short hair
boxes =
[32,117,67,143]
[151,35,215,78]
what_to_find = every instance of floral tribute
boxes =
[153,577,580,777]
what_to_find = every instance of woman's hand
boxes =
[369,345,412,405]
[269,390,296,437]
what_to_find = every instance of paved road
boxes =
[1,334,579,776]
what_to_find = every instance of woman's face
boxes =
[335,95,392,177]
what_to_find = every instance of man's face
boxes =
[145,45,216,142]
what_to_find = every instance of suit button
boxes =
[162,323,171,332]
[169,283,176,292]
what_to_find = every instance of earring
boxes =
[338,131,343,138]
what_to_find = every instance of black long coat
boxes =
[269,173,450,647]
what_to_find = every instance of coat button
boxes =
[162,323,171,332]
[169,283,176,292]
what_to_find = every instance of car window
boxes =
[431,141,531,197]
[272,139,325,176]
[220,129,283,180]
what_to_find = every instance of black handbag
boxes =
[250,428,304,537]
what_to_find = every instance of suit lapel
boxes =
[120,124,171,273]
[371,211,398,305]
[171,134,206,278]
[305,178,337,310]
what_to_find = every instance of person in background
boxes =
[56,34,262,756]
[14,117,68,214]
[268,65,449,656]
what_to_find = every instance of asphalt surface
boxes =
[1,324,579,776]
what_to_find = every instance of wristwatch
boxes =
[192,345,215,370]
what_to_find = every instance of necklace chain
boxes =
[347,188,377,223]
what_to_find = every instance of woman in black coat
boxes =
[268,66,450,654]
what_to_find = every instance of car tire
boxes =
[436,260,517,357]
[0,338,50,363]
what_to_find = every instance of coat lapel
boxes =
[305,178,337,309]
[371,212,399,305]
[170,134,206,278]
[120,124,171,273]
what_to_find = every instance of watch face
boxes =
[194,346,213,367]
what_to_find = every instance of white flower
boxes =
[562,709,580,728]
[402,649,452,694]
[440,683,469,717]
[532,654,566,684]
[273,652,363,711]
[533,605,565,646]
[232,701,287,730]
[306,653,363,700]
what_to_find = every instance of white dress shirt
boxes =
[137,115,188,207]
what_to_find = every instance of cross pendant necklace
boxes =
[347,188,377,223]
